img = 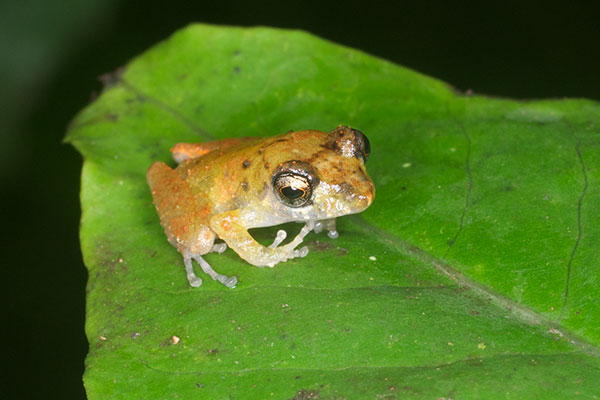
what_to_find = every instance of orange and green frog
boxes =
[147,126,374,288]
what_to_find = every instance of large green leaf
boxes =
[66,24,600,398]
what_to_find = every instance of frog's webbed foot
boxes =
[314,219,339,239]
[211,242,227,253]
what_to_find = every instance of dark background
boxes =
[2,1,599,398]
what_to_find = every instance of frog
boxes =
[147,125,374,288]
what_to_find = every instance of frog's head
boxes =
[270,126,375,221]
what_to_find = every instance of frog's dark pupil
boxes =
[281,186,304,199]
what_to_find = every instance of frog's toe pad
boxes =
[327,230,339,239]
[270,230,287,248]
[188,276,203,287]
[212,243,227,253]
[294,246,309,258]
[217,275,238,288]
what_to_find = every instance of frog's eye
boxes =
[273,173,312,207]
[272,161,318,208]
[330,126,371,163]
[352,128,370,163]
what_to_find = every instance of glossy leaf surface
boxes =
[66,25,600,399]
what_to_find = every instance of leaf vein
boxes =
[140,352,595,376]
[559,133,589,322]
[443,119,473,260]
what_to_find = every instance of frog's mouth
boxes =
[311,180,374,217]
[274,179,373,222]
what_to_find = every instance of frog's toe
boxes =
[188,275,203,287]
[314,221,324,233]
[327,230,339,239]
[217,274,238,288]
[269,230,287,248]
[212,243,227,253]
[184,257,203,287]
[294,246,309,258]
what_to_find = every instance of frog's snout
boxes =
[339,179,375,211]
[356,180,375,210]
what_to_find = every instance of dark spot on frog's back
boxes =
[241,180,249,191]
[242,160,251,169]
[320,141,339,153]
[264,162,271,170]
[261,138,290,151]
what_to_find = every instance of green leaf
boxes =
[66,24,600,399]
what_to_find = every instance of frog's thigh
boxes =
[147,161,215,255]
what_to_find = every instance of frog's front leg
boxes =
[210,210,313,267]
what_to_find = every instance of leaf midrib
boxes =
[139,351,597,376]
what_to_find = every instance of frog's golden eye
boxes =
[272,161,318,208]
[273,173,312,207]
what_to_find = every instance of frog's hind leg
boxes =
[192,255,238,288]
[182,251,238,288]
[147,161,236,288]
[182,248,237,288]
[183,254,203,287]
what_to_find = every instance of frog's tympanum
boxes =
[147,126,374,288]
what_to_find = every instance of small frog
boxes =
[147,126,374,288]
